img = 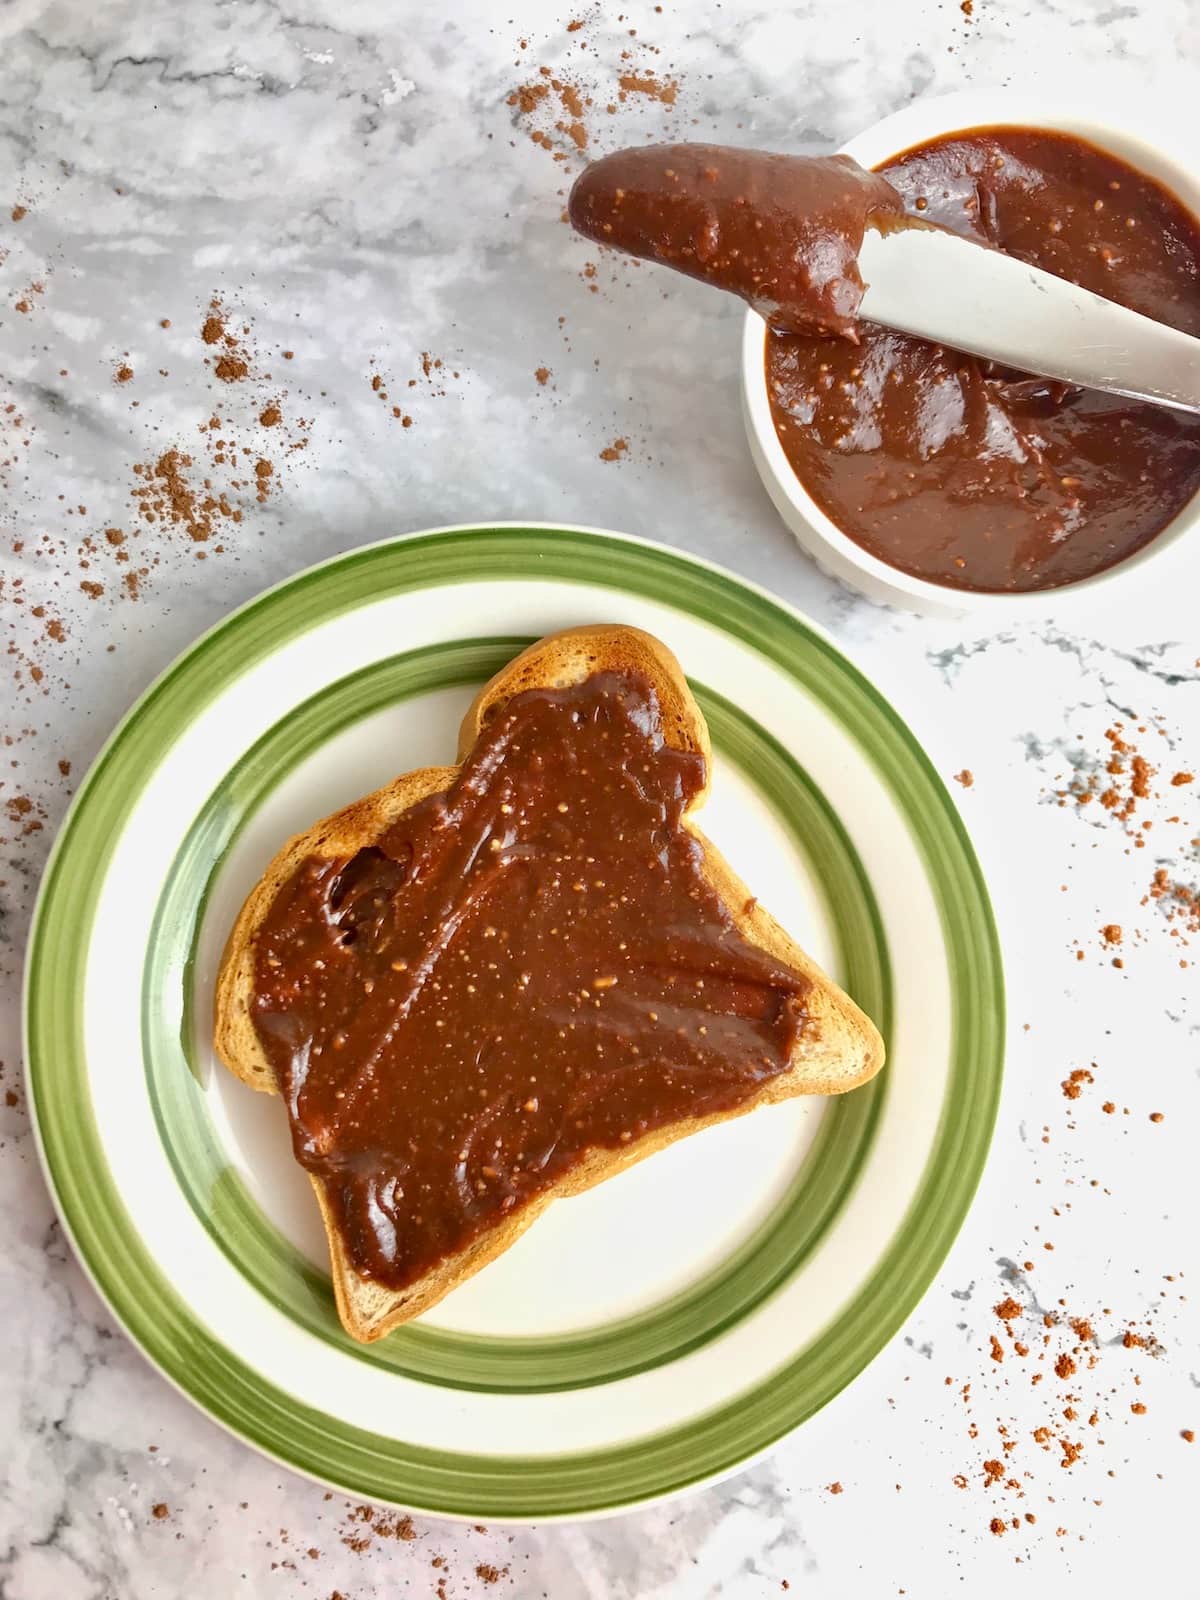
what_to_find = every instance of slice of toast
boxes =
[214,625,885,1342]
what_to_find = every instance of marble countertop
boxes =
[2,0,1198,1594]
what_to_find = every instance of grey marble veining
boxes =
[2,1,1198,1595]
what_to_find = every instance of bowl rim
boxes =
[740,86,1200,614]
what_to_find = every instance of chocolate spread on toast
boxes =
[252,670,811,1291]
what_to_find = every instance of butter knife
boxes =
[856,224,1200,415]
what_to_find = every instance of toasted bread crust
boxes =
[214,625,885,1341]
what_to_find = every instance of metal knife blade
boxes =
[856,224,1200,415]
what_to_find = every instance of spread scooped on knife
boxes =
[568,142,907,337]
[214,627,884,1343]
[568,134,1200,594]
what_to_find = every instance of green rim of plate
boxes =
[141,639,891,1393]
[24,524,1004,1518]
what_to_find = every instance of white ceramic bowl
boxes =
[741,89,1200,617]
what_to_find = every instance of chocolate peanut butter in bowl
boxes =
[570,122,1200,603]
[764,127,1200,595]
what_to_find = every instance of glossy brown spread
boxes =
[252,670,810,1292]
[767,127,1200,592]
[569,142,906,337]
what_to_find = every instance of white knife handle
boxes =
[857,225,1200,415]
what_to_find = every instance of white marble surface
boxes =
[2,0,1199,1594]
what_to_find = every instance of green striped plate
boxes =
[24,524,1003,1519]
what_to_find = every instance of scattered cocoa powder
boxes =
[1061,1067,1093,1100]
[619,70,678,104]
[151,1503,169,1520]
[535,366,551,385]
[599,436,628,462]
[133,450,214,542]
[114,364,134,385]
[1147,867,1200,940]
[507,22,683,171]
[202,298,254,384]
[953,769,974,788]
[508,81,550,115]
[11,204,27,222]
